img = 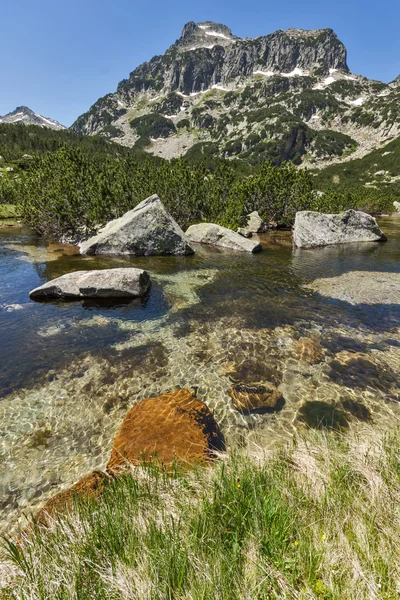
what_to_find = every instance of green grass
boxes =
[0,204,21,219]
[3,426,400,599]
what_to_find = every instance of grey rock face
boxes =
[72,23,348,134]
[70,20,400,172]
[186,223,262,253]
[120,26,347,98]
[29,268,151,300]
[80,194,194,256]
[393,201,400,212]
[293,209,387,248]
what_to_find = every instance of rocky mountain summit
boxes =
[72,21,400,166]
[0,106,66,130]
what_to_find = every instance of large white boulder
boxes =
[186,223,262,253]
[293,209,387,248]
[393,201,400,212]
[29,268,151,301]
[79,195,194,256]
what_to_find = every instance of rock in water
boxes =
[238,211,265,237]
[293,209,387,248]
[79,194,194,256]
[292,337,324,364]
[33,471,107,526]
[394,201,400,212]
[107,389,224,473]
[229,384,284,413]
[186,223,262,253]
[29,268,151,300]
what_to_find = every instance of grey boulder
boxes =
[238,211,265,237]
[293,209,387,248]
[29,268,151,301]
[79,194,194,256]
[186,223,262,253]
[393,201,400,212]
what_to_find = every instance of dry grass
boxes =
[2,426,400,599]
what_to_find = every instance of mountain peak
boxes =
[390,74,400,87]
[73,21,359,162]
[0,106,66,130]
[177,21,238,49]
[284,27,334,38]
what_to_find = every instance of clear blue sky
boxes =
[1,0,399,127]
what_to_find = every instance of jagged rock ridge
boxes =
[71,21,400,167]
[0,106,66,130]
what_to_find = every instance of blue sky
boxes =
[1,0,399,127]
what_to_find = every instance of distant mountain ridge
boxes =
[0,106,66,130]
[71,21,400,168]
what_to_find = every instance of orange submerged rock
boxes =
[35,470,107,525]
[293,337,324,364]
[107,389,224,473]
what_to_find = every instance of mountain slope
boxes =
[0,106,66,130]
[313,136,400,194]
[72,22,400,167]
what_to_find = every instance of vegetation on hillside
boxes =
[0,122,397,239]
[313,137,400,199]
[0,123,137,163]
[16,147,315,238]
[3,426,400,599]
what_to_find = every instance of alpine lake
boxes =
[1,215,400,535]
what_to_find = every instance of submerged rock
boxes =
[186,223,262,253]
[293,209,387,248]
[29,268,151,300]
[228,384,284,413]
[107,389,224,473]
[292,337,324,364]
[80,194,194,256]
[305,271,400,305]
[33,471,107,526]
[297,401,349,431]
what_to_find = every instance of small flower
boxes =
[237,483,241,488]
[377,583,382,589]
[294,540,299,547]
[321,534,326,541]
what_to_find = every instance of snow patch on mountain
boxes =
[349,97,365,106]
[203,30,231,39]
[254,70,275,77]
[281,67,308,77]
[186,44,216,50]
[212,84,230,91]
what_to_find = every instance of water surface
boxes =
[1,217,400,533]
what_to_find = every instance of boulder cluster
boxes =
[29,197,388,303]
[23,196,391,533]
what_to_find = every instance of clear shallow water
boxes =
[1,217,400,533]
